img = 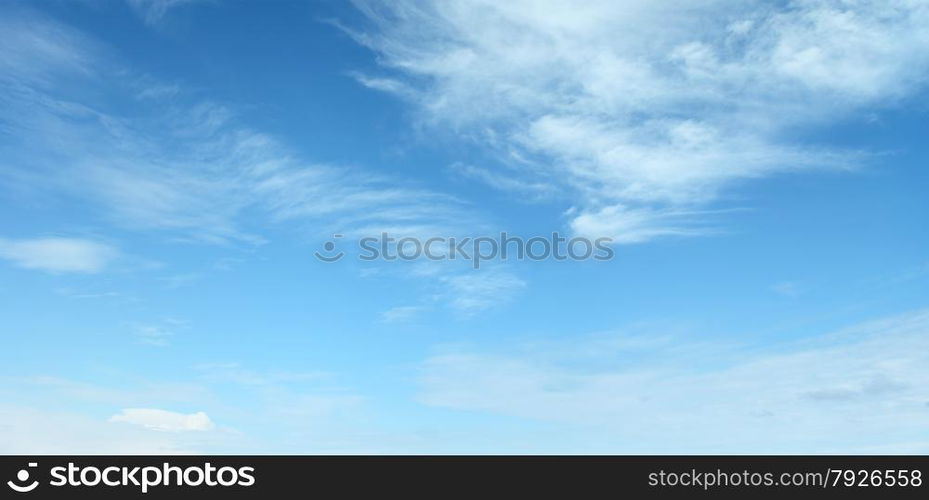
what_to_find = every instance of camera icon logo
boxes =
[314,234,345,262]
[7,462,39,493]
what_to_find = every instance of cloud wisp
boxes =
[349,0,929,242]
[0,13,473,247]
[418,309,929,453]
[125,0,203,25]
[109,408,215,432]
[0,237,118,274]
[0,11,527,317]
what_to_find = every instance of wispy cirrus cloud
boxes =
[441,269,526,316]
[0,406,213,454]
[130,319,188,347]
[109,408,214,432]
[0,13,473,246]
[380,305,428,323]
[348,0,929,243]
[0,237,118,273]
[418,309,929,453]
[364,260,527,319]
[125,0,203,25]
[0,10,527,318]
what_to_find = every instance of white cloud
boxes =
[0,13,479,248]
[418,309,929,452]
[126,0,202,25]
[2,365,369,452]
[349,0,929,242]
[0,14,100,86]
[380,305,427,323]
[0,237,117,273]
[109,408,215,432]
[131,320,186,346]
[441,270,526,315]
[569,204,707,244]
[449,162,557,199]
[0,11,525,318]
[0,407,208,454]
[771,281,803,297]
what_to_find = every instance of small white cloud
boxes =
[380,305,427,323]
[771,281,803,297]
[449,163,557,199]
[109,408,214,432]
[130,318,188,346]
[132,324,174,347]
[442,270,526,315]
[126,0,201,25]
[570,204,705,244]
[351,73,415,97]
[0,407,210,454]
[0,237,117,273]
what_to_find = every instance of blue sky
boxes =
[0,0,927,453]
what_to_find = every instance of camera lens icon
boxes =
[7,462,39,493]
